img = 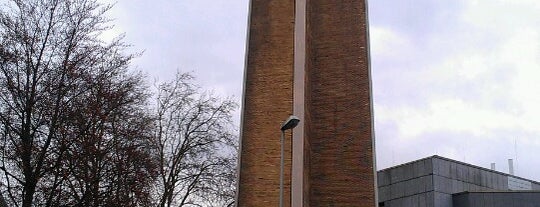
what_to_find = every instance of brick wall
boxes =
[306,0,375,206]
[238,0,375,206]
[236,0,295,206]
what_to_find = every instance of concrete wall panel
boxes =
[454,192,540,207]
[379,156,540,207]
[418,193,427,207]
[434,192,452,207]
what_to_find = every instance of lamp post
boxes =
[279,115,300,207]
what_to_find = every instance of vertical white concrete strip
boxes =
[292,0,306,206]
[364,0,379,205]
[234,0,253,206]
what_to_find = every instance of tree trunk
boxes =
[0,191,8,207]
[22,179,37,207]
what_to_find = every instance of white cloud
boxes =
[462,0,540,34]
[376,0,540,138]
[376,98,525,138]
[370,27,412,58]
[373,1,540,179]
[428,53,491,81]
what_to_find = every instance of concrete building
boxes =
[377,155,540,207]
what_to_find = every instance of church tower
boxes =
[236,1,377,206]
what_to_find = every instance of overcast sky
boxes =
[100,0,540,182]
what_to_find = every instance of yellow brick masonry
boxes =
[237,0,295,206]
[306,0,376,206]
[237,0,375,206]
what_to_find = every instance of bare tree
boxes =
[0,191,6,207]
[1,0,239,206]
[0,0,156,206]
[51,67,158,207]
[153,73,238,207]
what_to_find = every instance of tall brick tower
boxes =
[236,0,376,206]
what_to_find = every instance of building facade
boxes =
[236,0,376,206]
[377,155,540,207]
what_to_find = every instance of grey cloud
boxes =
[369,0,464,42]
[103,0,540,183]
[107,0,249,99]
[371,0,540,183]
[376,123,540,181]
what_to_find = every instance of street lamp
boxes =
[279,115,300,207]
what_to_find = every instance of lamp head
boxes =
[280,115,300,131]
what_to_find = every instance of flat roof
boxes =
[377,155,540,185]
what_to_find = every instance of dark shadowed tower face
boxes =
[236,0,377,206]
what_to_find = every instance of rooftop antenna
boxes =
[508,159,514,175]
[392,150,395,166]
[514,137,518,175]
